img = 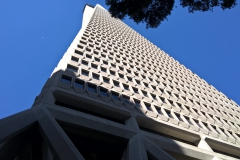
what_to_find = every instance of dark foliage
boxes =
[181,0,237,12]
[105,0,237,28]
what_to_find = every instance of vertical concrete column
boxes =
[127,135,148,160]
[125,115,139,130]
[142,136,175,160]
[42,140,54,160]
[197,135,213,152]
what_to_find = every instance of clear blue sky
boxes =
[0,0,239,119]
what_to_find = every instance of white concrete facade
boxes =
[0,4,240,160]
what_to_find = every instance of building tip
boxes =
[82,4,94,13]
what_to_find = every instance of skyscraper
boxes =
[0,3,240,160]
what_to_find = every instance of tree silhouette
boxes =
[105,0,237,28]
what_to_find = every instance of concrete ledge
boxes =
[52,89,131,120]
[206,137,240,159]
[158,114,169,122]
[143,132,214,160]
[136,115,201,145]
[47,106,136,139]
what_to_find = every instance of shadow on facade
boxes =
[0,70,239,160]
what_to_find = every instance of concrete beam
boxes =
[36,107,84,160]
[46,105,137,139]
[142,136,174,160]
[0,109,36,144]
[127,135,148,160]
[0,129,30,160]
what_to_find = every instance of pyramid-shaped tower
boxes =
[0,4,240,160]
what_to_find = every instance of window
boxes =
[92,73,100,80]
[236,133,240,139]
[93,50,99,55]
[182,96,186,101]
[160,97,165,103]
[86,54,92,59]
[192,109,199,115]
[202,122,211,131]
[151,85,156,90]
[91,63,98,69]
[174,94,179,98]
[103,60,108,65]
[119,74,124,79]
[193,119,202,128]
[111,63,116,68]
[185,117,193,125]
[67,65,78,72]
[130,88,138,94]
[145,103,152,111]
[166,110,173,118]
[134,99,141,107]
[151,94,157,100]
[110,70,115,75]
[82,60,88,66]
[159,88,164,93]
[113,81,120,87]
[127,76,132,81]
[126,69,131,74]
[88,83,97,93]
[61,75,72,84]
[142,91,148,97]
[143,83,148,88]
[155,107,162,114]
[112,92,120,100]
[123,84,129,90]
[101,54,106,58]
[71,56,79,62]
[77,44,83,49]
[81,70,89,76]
[176,114,183,121]
[119,66,124,71]
[167,91,172,96]
[75,50,83,55]
[74,79,84,89]
[168,100,174,106]
[109,56,113,60]
[135,80,141,85]
[123,62,127,66]
[101,67,107,72]
[94,57,100,62]
[103,77,110,83]
[228,131,236,139]
[134,72,138,76]
[123,95,131,104]
[176,103,182,109]
[100,87,108,96]
[219,128,227,136]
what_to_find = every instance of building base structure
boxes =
[1,4,240,160]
